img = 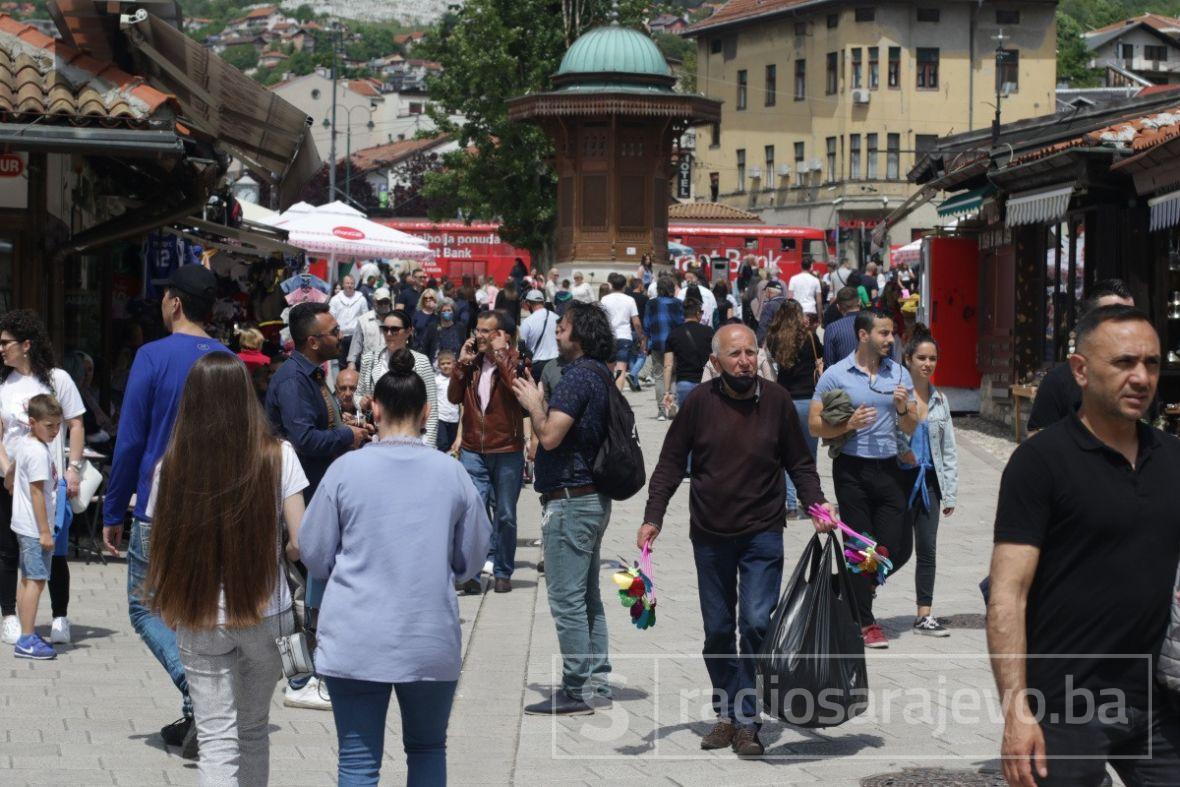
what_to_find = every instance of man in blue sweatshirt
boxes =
[102,265,226,757]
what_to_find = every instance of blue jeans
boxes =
[325,676,457,787]
[127,518,192,717]
[613,338,633,363]
[675,380,698,406]
[627,341,647,384]
[460,449,523,578]
[785,398,819,512]
[542,493,612,700]
[691,529,784,729]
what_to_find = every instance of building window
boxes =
[827,13,838,28]
[1120,43,1134,65]
[849,134,861,180]
[737,69,747,110]
[723,37,738,61]
[888,46,901,88]
[915,134,938,168]
[710,172,719,201]
[826,136,836,183]
[851,48,863,89]
[868,46,879,89]
[996,9,1020,25]
[917,8,939,22]
[736,148,746,192]
[867,133,878,179]
[917,48,939,89]
[710,38,722,55]
[794,21,807,36]
[887,133,900,179]
[765,64,777,106]
[826,52,838,94]
[996,49,1019,93]
[795,142,805,186]
[764,145,775,189]
[1146,45,1168,62]
[855,7,875,22]
[710,121,720,148]
[795,58,806,99]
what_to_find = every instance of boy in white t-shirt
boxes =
[10,394,61,660]
[434,351,462,454]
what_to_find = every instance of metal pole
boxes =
[345,123,351,200]
[992,29,1006,144]
[328,25,338,203]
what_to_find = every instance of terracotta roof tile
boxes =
[1011,104,1180,165]
[348,133,449,173]
[0,13,175,126]
[668,201,762,221]
[686,0,811,34]
[1089,13,1180,36]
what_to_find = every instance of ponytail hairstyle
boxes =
[903,323,939,364]
[373,347,426,423]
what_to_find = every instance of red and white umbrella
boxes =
[272,201,434,261]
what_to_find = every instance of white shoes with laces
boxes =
[50,617,71,644]
[1,615,19,645]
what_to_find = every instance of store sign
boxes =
[0,152,27,209]
[676,154,693,199]
[333,226,365,241]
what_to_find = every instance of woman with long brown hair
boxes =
[765,299,821,517]
[146,351,308,786]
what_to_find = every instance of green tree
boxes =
[1056,12,1099,88]
[222,45,259,72]
[417,0,648,265]
[292,4,318,23]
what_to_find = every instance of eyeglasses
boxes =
[866,373,901,396]
[380,325,407,335]
[423,297,437,303]
[0,339,16,348]
[336,385,357,392]
[313,326,341,339]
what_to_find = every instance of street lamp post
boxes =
[323,104,375,202]
[992,29,1008,144]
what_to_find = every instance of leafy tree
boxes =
[1056,12,1100,88]
[292,4,318,23]
[298,160,377,210]
[417,0,649,265]
[222,44,259,72]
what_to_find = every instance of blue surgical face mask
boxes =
[441,310,454,321]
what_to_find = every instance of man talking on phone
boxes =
[448,311,526,593]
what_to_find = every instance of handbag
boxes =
[271,501,313,681]
[69,459,102,515]
[808,331,824,385]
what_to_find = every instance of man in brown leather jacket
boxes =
[449,311,525,593]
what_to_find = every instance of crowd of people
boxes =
[13,248,1174,787]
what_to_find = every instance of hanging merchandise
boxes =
[280,272,330,295]
[141,230,184,298]
[611,543,657,630]
[756,533,869,729]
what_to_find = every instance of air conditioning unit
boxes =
[851,88,871,104]
[750,166,762,179]
[808,158,823,172]
[778,164,792,176]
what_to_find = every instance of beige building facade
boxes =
[685,0,1058,262]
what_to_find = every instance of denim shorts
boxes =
[614,338,633,363]
[17,534,52,581]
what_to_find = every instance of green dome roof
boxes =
[556,25,671,79]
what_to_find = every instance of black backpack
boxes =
[587,363,646,500]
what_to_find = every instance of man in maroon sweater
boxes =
[638,324,832,757]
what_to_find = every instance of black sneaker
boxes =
[160,715,193,747]
[523,691,594,716]
[913,615,950,637]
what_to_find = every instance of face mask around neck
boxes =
[721,370,756,395]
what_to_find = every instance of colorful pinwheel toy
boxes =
[612,542,657,630]
[807,504,894,586]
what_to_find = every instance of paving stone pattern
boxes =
[0,381,1117,786]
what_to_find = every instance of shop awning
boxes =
[0,123,183,156]
[1149,189,1180,232]
[122,12,320,209]
[165,216,304,258]
[937,185,995,219]
[1005,183,1075,227]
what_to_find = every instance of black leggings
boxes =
[832,454,912,626]
[0,487,71,618]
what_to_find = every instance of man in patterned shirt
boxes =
[642,275,684,421]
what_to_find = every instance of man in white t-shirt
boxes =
[599,273,645,391]
[788,259,823,323]
[328,276,368,375]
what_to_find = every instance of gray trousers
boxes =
[650,352,666,416]
[177,612,286,787]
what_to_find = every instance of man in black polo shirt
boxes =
[989,305,1180,787]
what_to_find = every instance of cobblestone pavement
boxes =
[2,381,1052,786]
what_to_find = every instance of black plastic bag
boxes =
[756,533,869,728]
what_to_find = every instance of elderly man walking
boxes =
[639,324,832,756]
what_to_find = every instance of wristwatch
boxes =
[68,460,84,473]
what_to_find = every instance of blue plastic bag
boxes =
[53,478,72,557]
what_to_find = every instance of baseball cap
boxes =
[765,279,783,291]
[524,289,544,303]
[373,287,392,301]
[166,265,216,301]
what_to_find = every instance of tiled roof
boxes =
[1088,13,1180,36]
[668,201,762,221]
[346,79,380,98]
[0,15,173,126]
[348,134,449,174]
[246,5,278,19]
[685,0,810,34]
[1011,103,1180,164]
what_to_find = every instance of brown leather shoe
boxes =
[494,577,512,593]
[731,726,764,756]
[700,719,736,750]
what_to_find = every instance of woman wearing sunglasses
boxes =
[357,310,437,447]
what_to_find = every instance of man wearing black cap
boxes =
[102,264,228,758]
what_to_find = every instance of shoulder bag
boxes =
[272,478,313,681]
[808,331,824,385]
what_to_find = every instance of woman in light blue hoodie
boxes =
[300,347,491,786]
[898,326,958,638]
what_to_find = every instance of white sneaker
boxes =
[283,676,332,710]
[482,559,494,575]
[1,615,18,645]
[50,617,71,644]
[657,413,667,422]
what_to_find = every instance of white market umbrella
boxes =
[890,238,923,268]
[273,202,434,273]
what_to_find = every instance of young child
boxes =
[11,394,62,660]
[435,350,461,455]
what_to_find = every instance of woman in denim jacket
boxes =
[897,326,958,637]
